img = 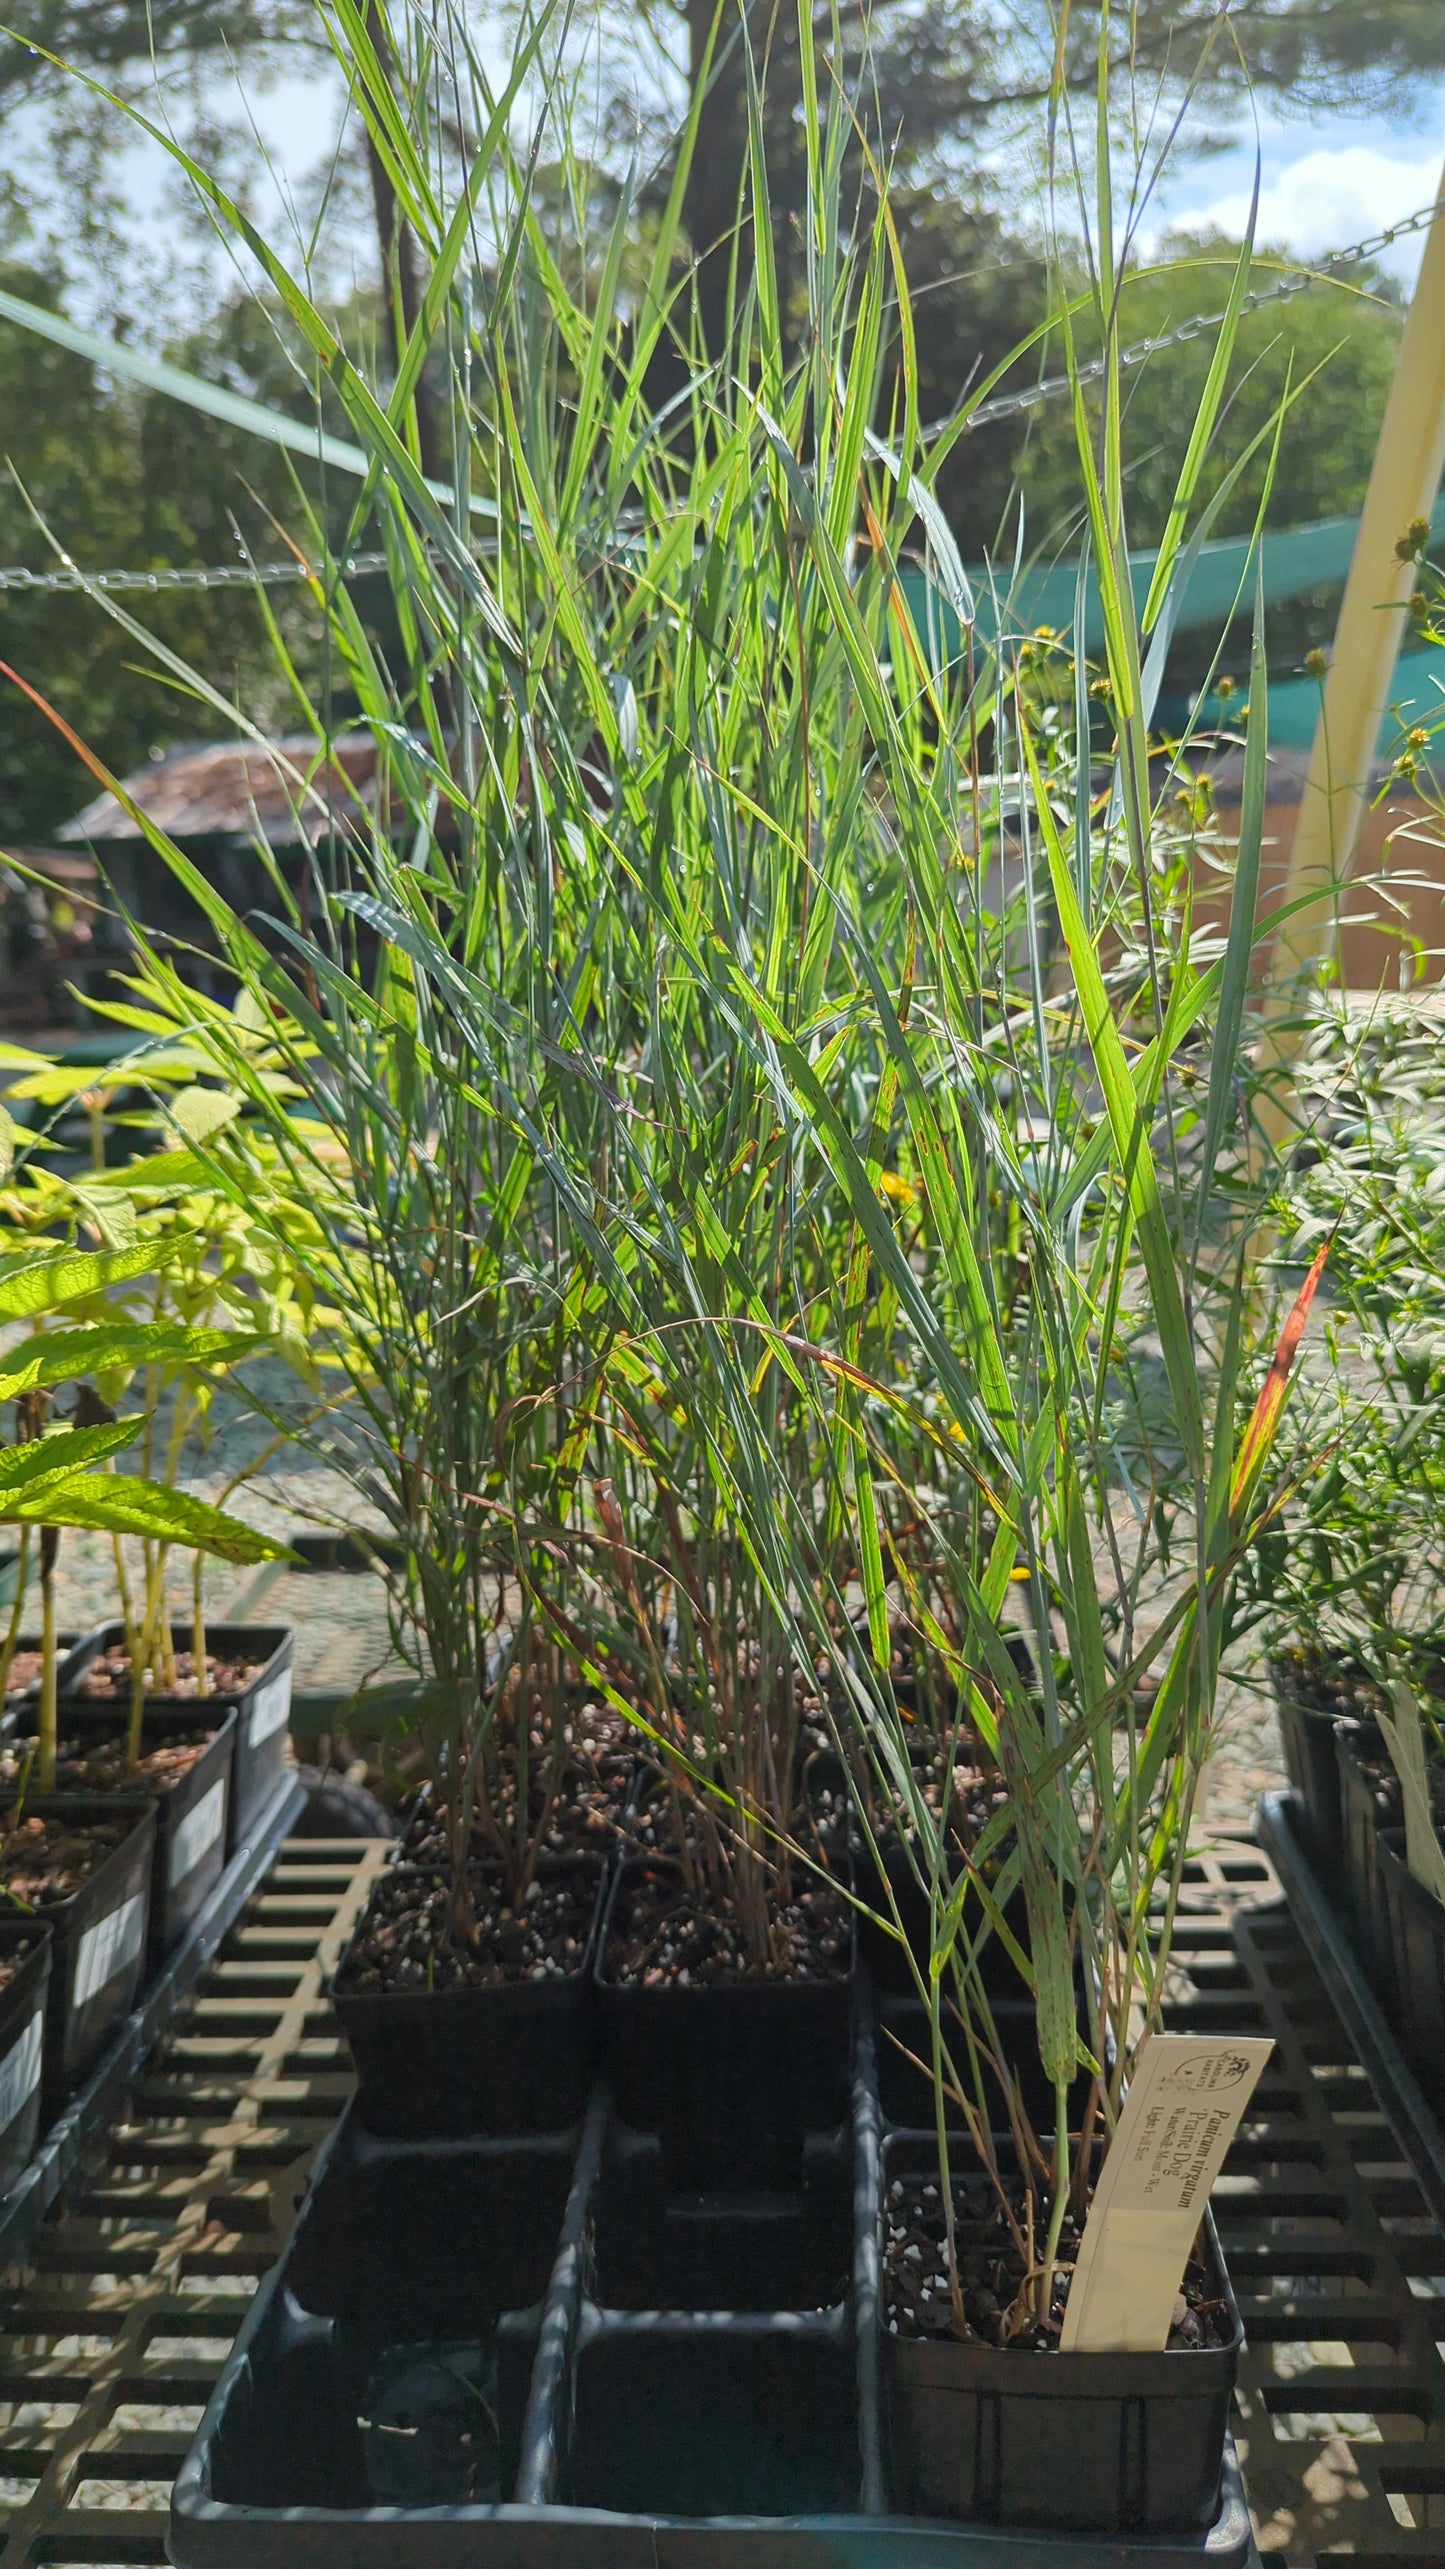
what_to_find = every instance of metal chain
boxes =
[949,197,1445,435]
[0,549,391,596]
[0,196,1439,595]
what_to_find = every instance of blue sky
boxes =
[1145,91,1445,285]
[240,60,1445,292]
[63,48,1445,336]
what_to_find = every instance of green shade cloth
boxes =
[901,500,1445,750]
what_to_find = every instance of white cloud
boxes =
[1157,144,1445,286]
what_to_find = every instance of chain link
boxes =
[952,197,1445,435]
[1,196,1439,593]
[0,550,391,596]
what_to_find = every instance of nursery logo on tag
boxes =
[169,1778,227,1887]
[1059,2032,1273,2354]
[0,2012,43,2134]
[73,1894,147,2008]
[248,1670,292,1749]
[1157,2049,1255,2093]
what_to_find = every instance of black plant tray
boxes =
[0,1763,306,2271]
[170,1999,1256,2569]
[60,1621,293,1852]
[1256,1789,1445,2239]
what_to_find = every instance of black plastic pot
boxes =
[14,1700,237,1970]
[1378,1830,1445,2117]
[60,1623,293,1851]
[874,1988,1093,2135]
[22,1793,157,2111]
[332,1857,607,2139]
[858,1840,1033,2005]
[0,1918,50,2195]
[147,1709,237,1959]
[1272,1674,1346,1867]
[597,1857,855,2186]
[1334,1719,1401,2007]
[0,1630,92,1715]
[879,2142,1242,2537]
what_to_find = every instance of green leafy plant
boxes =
[0,1231,287,1785]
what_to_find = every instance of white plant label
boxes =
[1059,2033,1273,2352]
[169,1778,228,1888]
[73,1893,147,2008]
[0,2011,43,2133]
[248,1669,292,1750]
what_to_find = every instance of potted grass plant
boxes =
[465,25,1318,2537]
[0,0,870,2146]
[10,0,1318,2540]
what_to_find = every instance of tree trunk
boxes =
[362,1,441,482]
[683,0,753,361]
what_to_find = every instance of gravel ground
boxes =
[1198,1660,1288,1835]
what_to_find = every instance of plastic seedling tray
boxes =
[60,1622,293,1852]
[171,1997,1256,2569]
[1257,1789,1445,2240]
[0,1762,306,2269]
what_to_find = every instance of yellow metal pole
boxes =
[1259,167,1445,1127]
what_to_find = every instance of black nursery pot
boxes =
[61,1624,293,1851]
[1334,1719,1401,2007]
[879,2142,1243,2538]
[0,1631,91,1716]
[1378,1830,1445,2116]
[1271,1660,1349,1867]
[332,1857,607,2140]
[23,1794,157,2110]
[15,1701,237,1971]
[0,1918,51,2195]
[143,1710,236,1961]
[859,1839,1033,2005]
[596,1858,855,2187]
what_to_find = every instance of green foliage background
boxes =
[0,0,1432,838]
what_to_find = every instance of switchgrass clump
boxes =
[12,0,1324,2334]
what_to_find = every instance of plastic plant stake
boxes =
[1060,2035,1273,2352]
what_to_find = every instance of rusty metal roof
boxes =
[57,735,380,847]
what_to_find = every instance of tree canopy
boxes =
[0,267,353,841]
[0,2,308,113]
[0,0,1435,835]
